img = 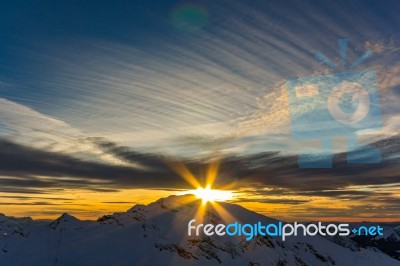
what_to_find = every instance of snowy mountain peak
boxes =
[126,194,201,218]
[49,212,80,229]
[150,194,198,209]
[58,212,79,222]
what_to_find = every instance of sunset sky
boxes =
[0,0,400,222]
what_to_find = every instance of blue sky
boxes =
[1,0,400,219]
[1,0,399,160]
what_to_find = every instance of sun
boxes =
[190,185,233,204]
[169,159,234,204]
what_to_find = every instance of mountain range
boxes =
[0,195,399,266]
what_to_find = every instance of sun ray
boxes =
[166,160,201,188]
[206,159,220,187]
[211,201,238,224]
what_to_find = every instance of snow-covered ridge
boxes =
[0,195,399,266]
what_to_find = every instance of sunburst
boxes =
[168,158,237,224]
[188,185,233,204]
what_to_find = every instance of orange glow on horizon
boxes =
[0,159,399,223]
[0,187,399,223]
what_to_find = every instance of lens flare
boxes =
[190,185,233,204]
[170,4,209,32]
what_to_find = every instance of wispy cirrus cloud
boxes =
[3,0,399,158]
[0,98,132,166]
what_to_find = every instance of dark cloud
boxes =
[0,195,72,200]
[101,201,137,204]
[232,198,309,205]
[0,201,56,205]
[238,188,393,201]
[0,138,186,190]
[0,188,50,194]
[1,135,400,201]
